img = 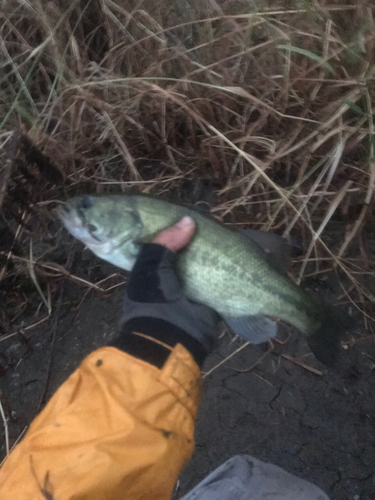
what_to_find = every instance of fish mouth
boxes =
[57,204,104,247]
[56,204,83,231]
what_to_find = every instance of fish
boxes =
[57,193,354,365]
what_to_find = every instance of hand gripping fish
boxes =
[57,194,355,365]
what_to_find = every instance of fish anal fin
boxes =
[223,315,278,344]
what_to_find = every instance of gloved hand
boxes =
[110,217,219,368]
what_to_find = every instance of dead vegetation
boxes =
[1,0,375,345]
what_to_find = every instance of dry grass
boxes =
[1,0,375,342]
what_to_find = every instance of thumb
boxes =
[152,216,196,252]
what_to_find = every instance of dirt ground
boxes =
[0,253,374,500]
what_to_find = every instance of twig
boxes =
[297,180,352,283]
[0,399,9,456]
[34,285,65,417]
[202,342,250,378]
[0,316,49,343]
[280,354,323,376]
[231,347,273,373]
[0,130,20,210]
[28,240,51,316]
[0,427,27,467]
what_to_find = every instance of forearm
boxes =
[0,345,201,500]
[0,238,216,500]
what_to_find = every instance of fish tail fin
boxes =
[307,306,357,366]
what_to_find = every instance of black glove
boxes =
[110,244,219,367]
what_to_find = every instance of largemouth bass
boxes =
[57,193,353,365]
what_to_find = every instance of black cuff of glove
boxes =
[110,317,208,368]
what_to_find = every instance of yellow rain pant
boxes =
[0,345,201,500]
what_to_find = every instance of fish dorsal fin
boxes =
[238,229,291,275]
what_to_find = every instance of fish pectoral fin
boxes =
[238,229,291,275]
[223,315,278,344]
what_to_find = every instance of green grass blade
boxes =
[277,44,335,74]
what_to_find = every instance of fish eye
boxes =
[88,223,97,233]
[81,196,95,209]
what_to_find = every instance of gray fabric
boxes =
[180,455,330,500]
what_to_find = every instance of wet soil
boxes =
[0,256,374,500]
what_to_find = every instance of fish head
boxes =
[57,195,143,269]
